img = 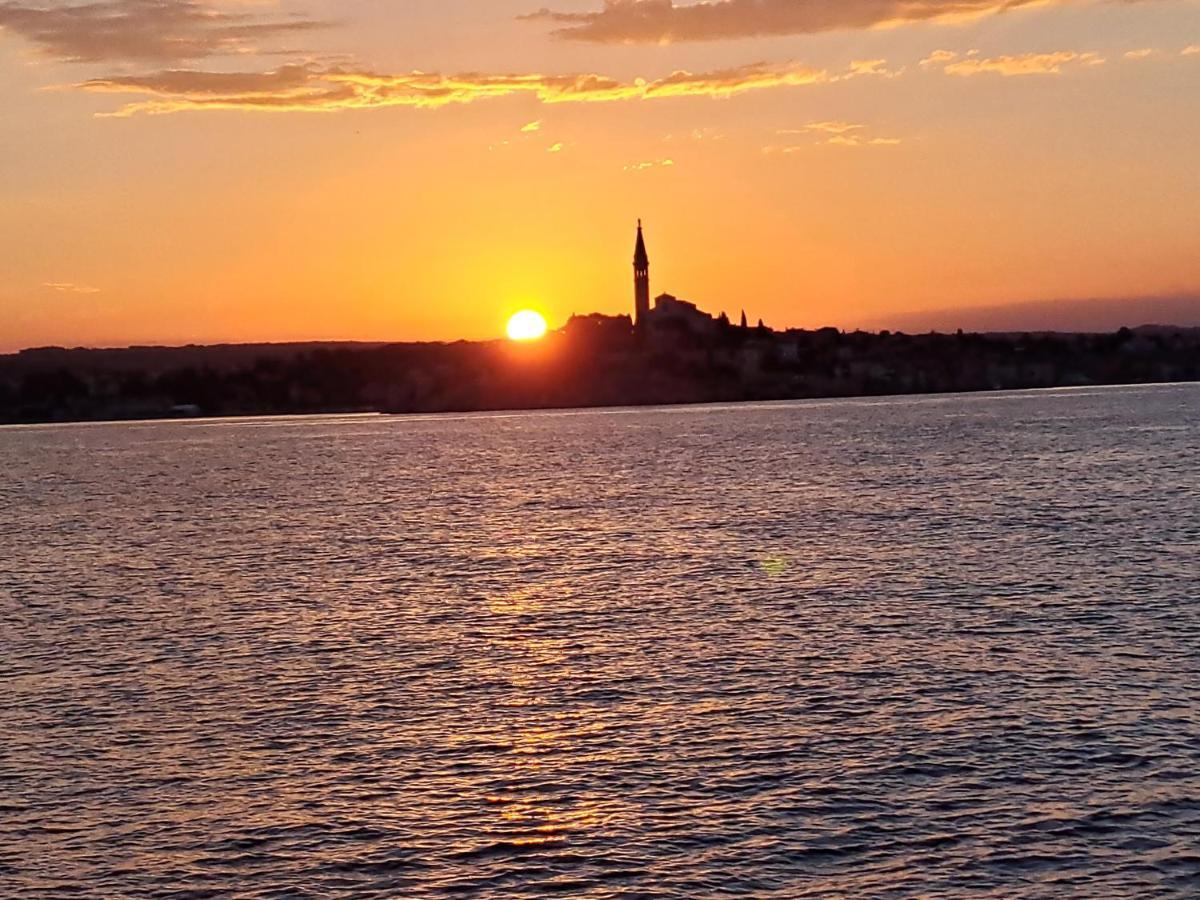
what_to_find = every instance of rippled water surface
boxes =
[3,384,1200,897]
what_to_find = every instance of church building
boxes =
[633,220,720,335]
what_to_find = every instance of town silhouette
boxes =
[2,222,1199,425]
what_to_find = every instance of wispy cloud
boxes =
[1123,48,1159,60]
[44,281,100,294]
[662,126,724,142]
[521,119,542,131]
[521,0,1058,44]
[0,0,329,64]
[623,158,674,170]
[848,58,904,79]
[919,49,961,69]
[829,134,901,147]
[73,60,838,116]
[1184,45,1200,56]
[921,49,1106,76]
[767,121,901,151]
[785,121,865,136]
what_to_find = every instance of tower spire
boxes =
[633,220,650,328]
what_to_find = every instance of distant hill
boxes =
[863,293,1200,335]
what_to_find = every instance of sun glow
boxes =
[506,310,548,341]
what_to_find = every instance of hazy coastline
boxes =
[4,323,1199,426]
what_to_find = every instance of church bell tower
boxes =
[634,219,650,328]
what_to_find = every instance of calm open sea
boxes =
[3,384,1200,897]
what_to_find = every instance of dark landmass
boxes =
[3,317,1199,425]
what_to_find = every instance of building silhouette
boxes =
[634,219,650,329]
[632,221,727,337]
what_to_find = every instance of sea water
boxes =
[2,384,1199,896]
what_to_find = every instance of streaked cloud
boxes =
[1123,48,1160,60]
[767,120,902,151]
[663,126,725,141]
[0,0,329,63]
[521,119,542,131]
[44,281,100,293]
[73,60,837,116]
[522,0,1060,44]
[1184,45,1200,55]
[922,49,1106,76]
[784,121,866,136]
[829,134,901,146]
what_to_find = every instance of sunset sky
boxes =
[1,0,1198,350]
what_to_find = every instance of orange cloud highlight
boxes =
[923,49,1106,76]
[74,61,836,116]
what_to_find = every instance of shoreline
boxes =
[4,378,1196,429]
[5,326,1198,427]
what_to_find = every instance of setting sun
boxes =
[506,310,548,342]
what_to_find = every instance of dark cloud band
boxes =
[0,0,328,63]
[521,0,1058,43]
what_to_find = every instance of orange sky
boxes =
[1,0,1198,351]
